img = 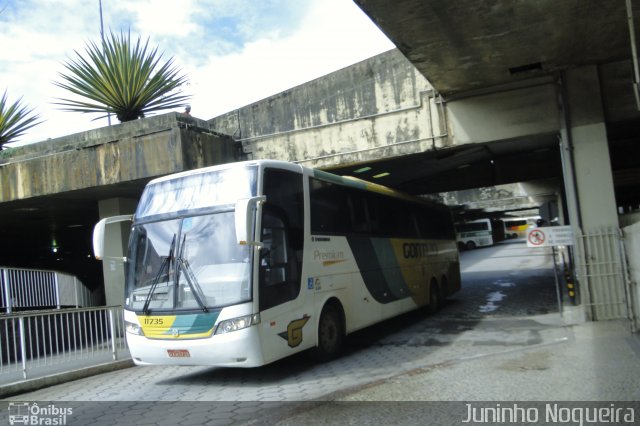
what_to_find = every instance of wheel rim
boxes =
[319,312,339,352]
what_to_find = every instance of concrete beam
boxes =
[440,179,560,212]
[447,81,560,144]
[0,113,237,203]
[209,50,445,170]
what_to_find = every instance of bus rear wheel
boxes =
[466,241,477,250]
[314,304,344,361]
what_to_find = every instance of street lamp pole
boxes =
[99,0,111,126]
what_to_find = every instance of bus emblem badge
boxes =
[278,316,311,348]
[171,328,180,337]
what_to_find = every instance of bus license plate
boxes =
[167,349,190,358]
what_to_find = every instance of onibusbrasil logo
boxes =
[7,402,72,425]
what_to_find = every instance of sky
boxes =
[0,0,394,147]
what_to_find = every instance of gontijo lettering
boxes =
[403,242,437,258]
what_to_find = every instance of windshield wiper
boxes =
[142,234,176,315]
[176,235,208,312]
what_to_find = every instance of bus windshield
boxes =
[126,211,253,312]
[125,165,258,313]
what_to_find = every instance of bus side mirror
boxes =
[93,215,133,260]
[235,196,266,245]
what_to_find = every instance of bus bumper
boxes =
[126,326,265,367]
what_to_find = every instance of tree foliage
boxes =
[54,31,190,122]
[0,90,42,149]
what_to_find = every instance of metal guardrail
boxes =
[1,267,97,312]
[0,306,128,381]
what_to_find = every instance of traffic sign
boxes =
[527,229,546,246]
[526,226,574,247]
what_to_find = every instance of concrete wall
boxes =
[0,113,236,202]
[209,49,447,169]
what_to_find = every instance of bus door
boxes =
[257,169,312,362]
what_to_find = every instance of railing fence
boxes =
[1,267,96,313]
[0,306,127,381]
[576,227,632,321]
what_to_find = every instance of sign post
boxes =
[526,226,575,317]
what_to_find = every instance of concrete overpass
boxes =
[209,48,564,210]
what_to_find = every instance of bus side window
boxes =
[259,169,304,311]
[348,191,368,234]
[260,212,288,281]
[310,179,352,234]
[260,208,297,310]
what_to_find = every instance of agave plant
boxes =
[54,31,191,122]
[0,90,42,149]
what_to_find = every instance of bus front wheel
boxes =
[314,304,344,361]
[465,241,477,250]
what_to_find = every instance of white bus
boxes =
[456,218,493,250]
[503,216,540,239]
[93,160,461,367]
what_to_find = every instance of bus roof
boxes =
[145,160,302,186]
[145,160,447,209]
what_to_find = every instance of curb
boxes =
[0,359,135,399]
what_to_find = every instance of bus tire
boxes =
[314,303,344,361]
[427,280,440,315]
[465,241,476,250]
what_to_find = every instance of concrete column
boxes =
[559,66,622,320]
[98,198,137,307]
[561,66,618,228]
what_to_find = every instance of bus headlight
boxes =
[125,320,145,336]
[215,314,261,335]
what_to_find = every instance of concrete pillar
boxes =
[561,66,618,228]
[559,66,623,320]
[98,198,137,307]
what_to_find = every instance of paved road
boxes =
[456,239,561,317]
[3,241,573,425]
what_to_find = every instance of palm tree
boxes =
[54,31,191,122]
[0,90,42,149]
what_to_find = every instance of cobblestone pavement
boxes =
[2,241,587,426]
